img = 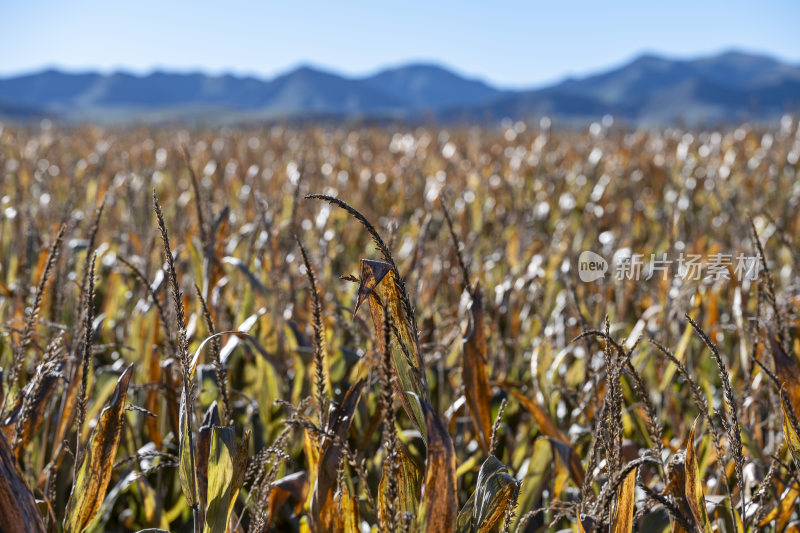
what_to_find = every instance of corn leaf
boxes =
[455,493,477,533]
[416,398,457,533]
[310,378,366,532]
[664,453,695,533]
[303,428,320,510]
[378,443,421,529]
[203,425,249,533]
[685,417,713,533]
[266,472,309,530]
[781,387,800,468]
[0,430,45,532]
[475,456,518,532]
[144,316,163,450]
[506,387,569,444]
[196,401,221,516]
[332,480,360,533]
[659,297,700,391]
[0,358,63,458]
[178,387,198,508]
[456,455,518,533]
[611,466,637,533]
[64,364,134,533]
[514,437,552,529]
[355,259,429,439]
[769,332,800,417]
[462,286,493,453]
[577,513,588,533]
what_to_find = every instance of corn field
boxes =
[1,118,800,532]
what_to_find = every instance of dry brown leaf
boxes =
[0,431,45,532]
[378,443,421,529]
[332,480,360,533]
[266,472,309,530]
[0,358,63,458]
[665,453,693,533]
[310,378,366,532]
[462,285,493,453]
[759,480,800,531]
[781,387,800,468]
[416,398,457,533]
[196,401,221,518]
[355,259,429,438]
[64,364,134,533]
[505,387,569,444]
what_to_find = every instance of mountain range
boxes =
[0,51,798,125]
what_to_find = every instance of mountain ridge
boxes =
[1,50,798,124]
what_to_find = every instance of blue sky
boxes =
[1,1,798,87]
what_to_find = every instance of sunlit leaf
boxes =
[332,479,360,533]
[378,443,421,529]
[514,437,552,529]
[782,387,800,469]
[577,513,587,533]
[456,455,518,533]
[354,259,429,439]
[685,417,713,533]
[303,427,320,509]
[64,364,134,533]
[144,318,163,450]
[203,426,248,533]
[611,466,637,533]
[506,387,569,444]
[659,295,701,391]
[178,388,198,509]
[786,520,800,533]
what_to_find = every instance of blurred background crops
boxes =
[1,117,800,532]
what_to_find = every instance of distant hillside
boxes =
[1,51,798,124]
[453,51,800,124]
[362,63,502,108]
